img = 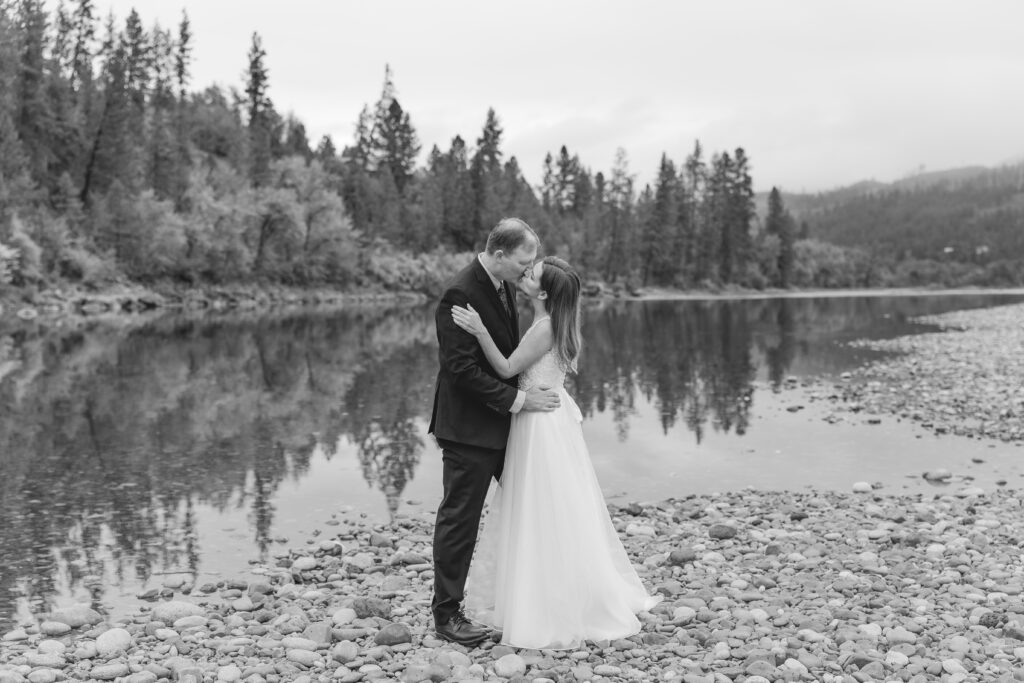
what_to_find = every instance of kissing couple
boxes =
[428,217,661,650]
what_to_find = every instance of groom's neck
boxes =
[479,252,502,283]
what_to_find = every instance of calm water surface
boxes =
[2,293,1024,628]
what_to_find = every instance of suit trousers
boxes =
[431,437,505,625]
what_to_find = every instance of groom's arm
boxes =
[437,287,525,414]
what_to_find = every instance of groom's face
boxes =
[496,241,537,283]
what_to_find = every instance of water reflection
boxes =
[571,301,756,442]
[1,292,1022,627]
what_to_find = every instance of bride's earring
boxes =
[538,291,548,300]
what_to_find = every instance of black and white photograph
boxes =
[2,1,1024,681]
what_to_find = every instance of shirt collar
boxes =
[478,253,503,291]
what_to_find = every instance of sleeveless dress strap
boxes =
[522,316,550,339]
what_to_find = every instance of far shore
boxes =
[627,285,1024,302]
[2,282,1024,325]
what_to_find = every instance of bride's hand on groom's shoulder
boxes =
[452,304,485,337]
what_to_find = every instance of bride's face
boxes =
[517,261,545,299]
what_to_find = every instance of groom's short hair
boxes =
[485,218,539,255]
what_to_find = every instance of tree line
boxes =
[1,2,1015,299]
[781,165,1024,287]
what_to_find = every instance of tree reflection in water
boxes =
[0,306,435,625]
[2,292,1020,626]
[571,300,756,443]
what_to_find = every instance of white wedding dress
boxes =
[465,317,662,649]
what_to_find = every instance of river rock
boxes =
[38,621,71,636]
[331,608,358,626]
[494,654,526,678]
[331,641,359,664]
[24,654,64,669]
[708,523,737,539]
[667,547,698,565]
[95,627,132,657]
[373,623,412,645]
[291,556,317,571]
[286,649,321,668]
[48,604,103,628]
[151,601,204,623]
[127,673,158,683]
[217,665,242,682]
[280,636,317,651]
[89,662,130,680]
[352,597,391,619]
[172,615,207,630]
[35,640,65,655]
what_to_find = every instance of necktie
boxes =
[497,283,511,318]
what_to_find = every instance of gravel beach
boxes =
[797,303,1024,444]
[4,302,1024,683]
[4,489,1024,683]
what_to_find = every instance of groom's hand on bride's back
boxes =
[523,386,560,412]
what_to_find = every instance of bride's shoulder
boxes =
[525,315,552,334]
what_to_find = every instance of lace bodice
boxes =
[517,317,567,391]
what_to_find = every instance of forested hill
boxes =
[777,163,1024,262]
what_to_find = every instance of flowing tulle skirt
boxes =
[465,389,662,649]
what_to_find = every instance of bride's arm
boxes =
[452,305,552,379]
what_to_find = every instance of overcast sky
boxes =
[98,0,1024,193]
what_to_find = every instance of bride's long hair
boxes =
[539,256,582,373]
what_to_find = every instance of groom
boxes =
[429,217,560,645]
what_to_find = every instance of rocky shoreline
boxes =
[6,284,1022,323]
[794,303,1024,444]
[4,488,1024,683]
[0,285,427,322]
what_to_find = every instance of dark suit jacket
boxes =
[428,257,520,450]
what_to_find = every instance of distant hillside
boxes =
[761,163,1024,261]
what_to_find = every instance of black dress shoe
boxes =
[434,610,487,646]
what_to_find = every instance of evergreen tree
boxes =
[282,113,312,161]
[15,0,51,184]
[728,147,755,282]
[553,145,578,214]
[442,135,474,249]
[244,32,271,186]
[470,107,504,241]
[174,10,190,102]
[604,148,634,283]
[684,141,712,283]
[765,186,796,287]
[540,152,554,212]
[369,65,419,194]
[642,154,680,286]
[0,5,30,206]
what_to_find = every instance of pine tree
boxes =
[282,114,312,161]
[174,10,190,102]
[0,5,30,200]
[69,0,96,90]
[554,145,578,214]
[604,148,634,283]
[540,152,555,212]
[15,0,51,183]
[244,32,271,186]
[765,187,796,287]
[442,135,474,249]
[642,154,680,286]
[728,148,755,282]
[369,65,419,194]
[470,108,504,240]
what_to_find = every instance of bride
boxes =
[451,255,661,650]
